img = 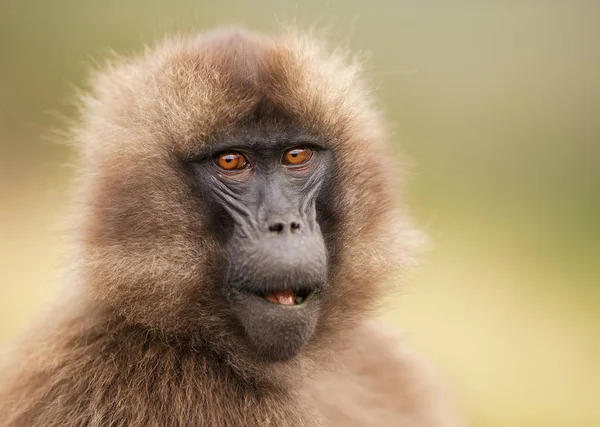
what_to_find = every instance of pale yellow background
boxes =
[1,2,598,426]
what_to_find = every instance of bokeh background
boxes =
[1,1,598,426]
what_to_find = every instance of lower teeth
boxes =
[263,289,313,305]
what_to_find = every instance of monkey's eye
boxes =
[215,152,248,171]
[282,147,313,167]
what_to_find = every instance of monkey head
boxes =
[77,29,416,367]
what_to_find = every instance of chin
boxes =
[227,284,324,362]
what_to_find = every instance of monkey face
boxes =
[189,126,333,361]
[80,29,414,371]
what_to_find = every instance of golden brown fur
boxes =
[0,28,457,426]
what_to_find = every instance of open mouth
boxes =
[261,287,315,306]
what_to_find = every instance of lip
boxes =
[224,282,323,361]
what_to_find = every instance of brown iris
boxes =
[216,152,248,171]
[283,147,312,166]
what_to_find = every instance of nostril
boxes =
[268,222,301,234]
[290,222,301,233]
[268,223,285,234]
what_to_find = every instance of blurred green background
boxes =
[1,1,598,426]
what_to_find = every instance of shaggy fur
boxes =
[0,28,457,426]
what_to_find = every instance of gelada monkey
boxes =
[0,28,458,427]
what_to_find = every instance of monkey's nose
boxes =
[268,221,301,235]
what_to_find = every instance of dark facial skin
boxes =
[191,127,332,361]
